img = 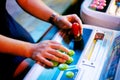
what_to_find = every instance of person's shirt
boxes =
[0,0,11,36]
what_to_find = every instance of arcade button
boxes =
[97,5,104,10]
[90,4,97,9]
[60,68,79,80]
[89,0,106,10]
[51,60,59,67]
[66,57,74,64]
[58,63,68,70]
[51,50,75,67]
[58,49,75,56]
[65,71,74,78]
[99,0,106,3]
[99,2,106,7]
[93,1,100,5]
[67,50,75,56]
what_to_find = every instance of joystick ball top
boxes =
[72,22,80,37]
[71,22,82,41]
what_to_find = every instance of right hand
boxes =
[54,14,83,34]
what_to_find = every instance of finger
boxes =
[35,54,53,67]
[67,14,83,34]
[45,40,62,45]
[50,43,70,54]
[62,19,72,29]
[48,49,70,60]
[72,14,83,34]
[57,16,72,29]
[42,40,61,44]
[44,52,66,63]
[36,61,46,67]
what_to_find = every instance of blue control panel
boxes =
[24,25,120,80]
[37,28,92,80]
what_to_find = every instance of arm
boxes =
[0,35,33,57]
[16,0,58,22]
[0,35,69,67]
[16,0,83,34]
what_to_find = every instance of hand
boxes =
[30,40,70,67]
[55,14,83,34]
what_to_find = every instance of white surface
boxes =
[23,63,44,80]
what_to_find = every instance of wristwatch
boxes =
[49,13,57,25]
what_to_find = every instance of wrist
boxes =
[25,43,35,58]
[49,13,60,25]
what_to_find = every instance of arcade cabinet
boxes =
[24,24,120,80]
[80,0,120,30]
[24,0,120,80]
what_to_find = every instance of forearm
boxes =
[0,35,33,58]
[17,0,59,22]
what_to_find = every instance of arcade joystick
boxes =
[69,22,84,50]
[71,22,82,41]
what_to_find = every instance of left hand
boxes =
[54,14,83,34]
[30,40,70,67]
